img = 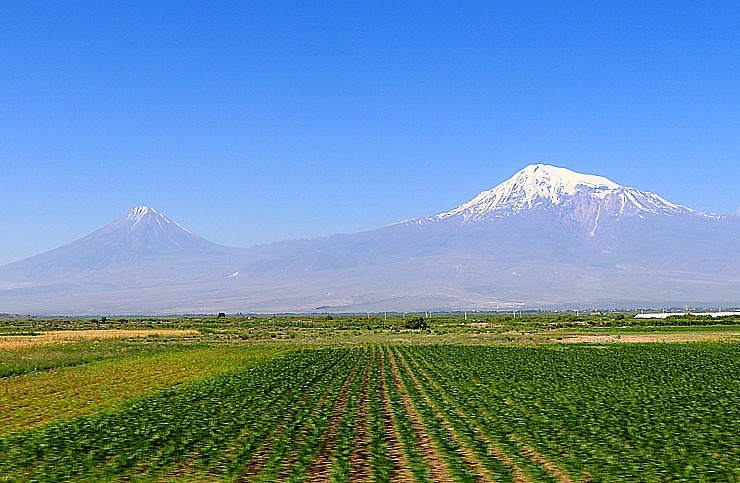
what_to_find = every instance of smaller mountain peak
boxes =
[92,205,205,250]
[127,206,159,220]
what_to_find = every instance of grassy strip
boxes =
[0,329,201,351]
[0,338,199,378]
[0,345,283,435]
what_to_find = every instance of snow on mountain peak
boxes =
[127,205,159,220]
[518,164,620,193]
[123,205,195,235]
[430,164,691,223]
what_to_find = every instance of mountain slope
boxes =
[0,206,237,285]
[0,166,737,314]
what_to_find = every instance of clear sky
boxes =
[1,1,738,265]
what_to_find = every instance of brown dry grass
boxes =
[559,331,740,344]
[0,329,200,350]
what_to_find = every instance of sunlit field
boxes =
[1,314,739,481]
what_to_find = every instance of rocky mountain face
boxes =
[0,166,737,314]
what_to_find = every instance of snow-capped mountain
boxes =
[82,205,218,255]
[429,164,691,223]
[0,166,737,314]
[0,206,233,285]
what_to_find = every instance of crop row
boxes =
[395,343,740,481]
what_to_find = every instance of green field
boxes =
[1,315,739,481]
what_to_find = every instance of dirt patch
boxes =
[0,329,199,350]
[559,331,740,344]
[468,322,504,328]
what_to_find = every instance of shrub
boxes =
[402,316,429,330]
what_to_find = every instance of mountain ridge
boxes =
[0,164,737,314]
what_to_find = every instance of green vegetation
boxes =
[3,311,739,338]
[0,338,199,377]
[402,315,430,330]
[1,313,739,481]
[0,345,286,434]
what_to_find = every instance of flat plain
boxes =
[1,313,739,482]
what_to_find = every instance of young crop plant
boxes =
[216,349,356,478]
[252,348,367,482]
[391,347,482,482]
[395,346,518,482]
[367,347,394,482]
[325,348,370,482]
[381,346,432,482]
[406,343,740,482]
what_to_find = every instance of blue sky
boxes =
[1,1,738,265]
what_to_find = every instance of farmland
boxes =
[1,315,740,481]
